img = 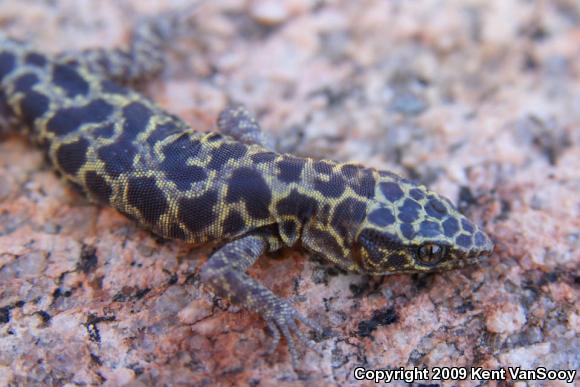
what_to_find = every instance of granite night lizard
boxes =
[0,7,494,366]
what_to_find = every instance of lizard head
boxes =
[353,171,493,274]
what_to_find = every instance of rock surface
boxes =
[0,0,578,385]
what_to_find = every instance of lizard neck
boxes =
[268,155,376,272]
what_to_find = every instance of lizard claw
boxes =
[262,299,324,367]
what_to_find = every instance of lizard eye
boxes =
[417,244,445,266]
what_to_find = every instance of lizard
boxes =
[0,7,494,366]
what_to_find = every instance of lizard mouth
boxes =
[458,251,491,268]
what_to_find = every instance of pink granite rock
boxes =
[0,0,578,385]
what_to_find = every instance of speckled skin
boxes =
[0,10,493,365]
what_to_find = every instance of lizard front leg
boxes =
[199,234,322,366]
[217,106,276,150]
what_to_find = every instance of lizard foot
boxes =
[262,299,324,367]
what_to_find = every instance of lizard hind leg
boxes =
[55,4,200,85]
[217,106,276,150]
[199,234,323,367]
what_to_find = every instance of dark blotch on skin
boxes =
[159,135,205,189]
[226,167,271,219]
[178,190,218,233]
[461,219,474,233]
[206,133,223,142]
[207,142,248,170]
[95,103,152,176]
[251,152,277,164]
[340,164,358,176]
[25,53,47,67]
[223,210,245,236]
[397,198,422,223]
[368,207,395,227]
[101,79,128,95]
[380,182,404,202]
[19,91,50,128]
[409,188,425,201]
[419,220,441,237]
[97,140,137,178]
[123,102,152,140]
[47,99,113,136]
[146,122,182,146]
[52,63,89,97]
[14,73,39,93]
[0,52,16,81]
[281,220,297,241]
[366,243,384,264]
[277,157,305,183]
[383,231,402,244]
[425,197,448,219]
[276,190,318,223]
[313,174,346,198]
[351,170,376,198]
[430,196,448,212]
[93,123,116,138]
[313,160,334,175]
[456,233,472,249]
[331,198,367,241]
[474,231,488,247]
[126,177,168,225]
[400,223,414,239]
[84,171,112,203]
[364,229,402,246]
[164,164,207,191]
[387,254,407,269]
[161,134,202,161]
[55,137,89,176]
[442,217,460,237]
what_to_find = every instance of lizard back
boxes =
[0,36,376,256]
[0,37,274,244]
